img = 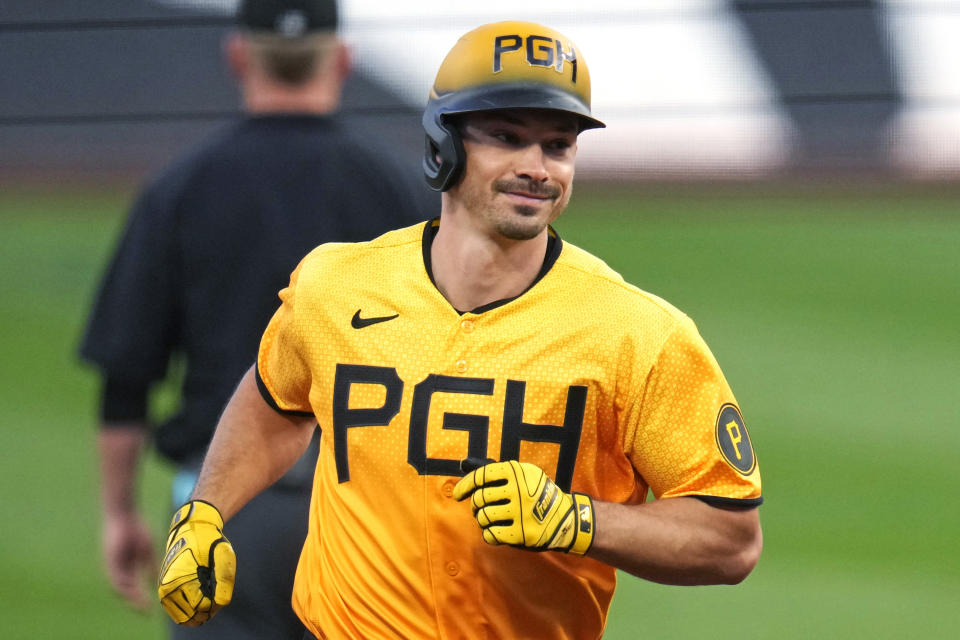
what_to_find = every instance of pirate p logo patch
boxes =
[715,404,756,475]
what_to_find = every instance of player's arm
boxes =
[589,497,761,585]
[157,365,315,625]
[583,317,762,585]
[191,365,316,519]
[454,460,761,586]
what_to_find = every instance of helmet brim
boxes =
[428,83,605,132]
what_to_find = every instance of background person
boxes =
[157,20,762,639]
[80,0,434,637]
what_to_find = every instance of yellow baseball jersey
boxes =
[257,220,761,640]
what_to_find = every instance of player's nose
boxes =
[514,144,549,182]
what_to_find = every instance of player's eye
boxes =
[492,130,521,145]
[545,138,574,154]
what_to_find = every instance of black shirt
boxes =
[80,114,437,463]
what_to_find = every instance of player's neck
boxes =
[242,75,341,115]
[430,214,548,313]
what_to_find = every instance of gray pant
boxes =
[170,430,319,640]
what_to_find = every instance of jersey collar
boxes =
[420,218,563,315]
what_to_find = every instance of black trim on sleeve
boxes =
[255,365,315,418]
[694,495,764,509]
[100,377,150,423]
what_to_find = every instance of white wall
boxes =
[883,0,960,176]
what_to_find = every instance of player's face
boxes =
[453,109,578,241]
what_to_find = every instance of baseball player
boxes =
[157,21,763,639]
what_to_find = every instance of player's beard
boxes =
[486,178,566,241]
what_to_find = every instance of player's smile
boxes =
[504,190,550,203]
[495,178,560,214]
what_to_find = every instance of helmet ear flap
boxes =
[422,113,465,192]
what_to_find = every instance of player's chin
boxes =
[497,215,550,241]
[512,203,543,218]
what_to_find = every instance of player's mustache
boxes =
[494,179,560,199]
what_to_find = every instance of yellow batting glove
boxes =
[453,460,595,555]
[157,500,236,626]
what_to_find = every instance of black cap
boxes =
[237,0,338,37]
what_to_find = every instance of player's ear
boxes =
[224,32,250,80]
[332,39,352,84]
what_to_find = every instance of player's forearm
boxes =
[588,496,762,586]
[190,366,315,521]
[98,423,149,516]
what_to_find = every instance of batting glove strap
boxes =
[157,500,236,627]
[567,492,595,556]
[167,500,223,538]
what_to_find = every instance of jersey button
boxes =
[455,359,468,373]
[442,481,455,498]
[445,562,460,577]
[460,319,474,333]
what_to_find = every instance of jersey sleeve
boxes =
[79,183,180,382]
[623,317,762,506]
[256,258,315,416]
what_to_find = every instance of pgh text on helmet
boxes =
[422,21,605,192]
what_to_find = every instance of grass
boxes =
[1,185,956,639]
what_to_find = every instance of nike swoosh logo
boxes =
[351,309,399,329]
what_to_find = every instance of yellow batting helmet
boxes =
[423,21,605,191]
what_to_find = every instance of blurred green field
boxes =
[1,185,957,639]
